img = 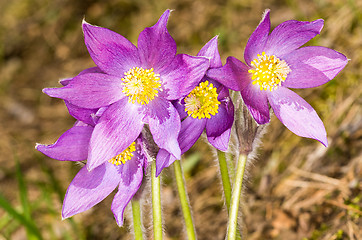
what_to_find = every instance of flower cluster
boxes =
[37,9,347,226]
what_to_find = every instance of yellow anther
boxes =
[122,67,161,105]
[109,142,136,165]
[248,52,291,91]
[184,81,220,119]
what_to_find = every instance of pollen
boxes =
[109,142,136,165]
[248,52,291,91]
[121,67,161,105]
[184,81,220,119]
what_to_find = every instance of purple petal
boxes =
[265,19,324,57]
[59,78,72,87]
[197,36,222,68]
[88,99,144,171]
[216,83,231,100]
[156,149,176,177]
[78,66,103,75]
[267,87,327,146]
[241,83,270,124]
[146,98,181,159]
[207,56,250,91]
[62,163,120,219]
[82,21,140,76]
[160,54,210,100]
[137,10,177,72]
[65,101,97,126]
[36,125,93,161]
[244,9,271,65]
[283,46,348,88]
[111,155,144,226]
[60,67,103,86]
[179,116,206,154]
[173,100,188,120]
[205,97,234,139]
[43,73,124,109]
[207,127,231,151]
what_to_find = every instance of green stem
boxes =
[218,151,242,240]
[151,161,162,240]
[131,200,143,240]
[227,154,248,240]
[217,150,232,212]
[174,160,196,240]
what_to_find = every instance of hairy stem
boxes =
[174,160,196,240]
[151,161,162,240]
[131,200,143,240]
[227,154,247,240]
[217,150,232,212]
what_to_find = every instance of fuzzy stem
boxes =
[174,160,196,240]
[131,200,143,240]
[151,161,162,240]
[218,150,242,240]
[217,150,232,211]
[227,154,247,240]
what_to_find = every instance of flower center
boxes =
[121,67,161,105]
[248,52,291,91]
[109,142,136,165]
[184,81,220,119]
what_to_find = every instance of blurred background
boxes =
[0,0,361,239]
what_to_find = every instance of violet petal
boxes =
[244,10,271,65]
[265,19,324,57]
[207,56,250,91]
[146,97,181,159]
[241,83,270,124]
[60,67,103,86]
[111,156,144,226]
[267,87,328,146]
[205,97,234,139]
[179,116,206,154]
[156,149,176,177]
[88,99,144,171]
[197,36,222,68]
[207,127,231,151]
[173,100,188,120]
[43,73,124,109]
[160,54,210,100]
[137,10,177,72]
[62,163,120,219]
[65,101,97,126]
[283,46,348,88]
[82,21,140,76]
[36,125,93,161]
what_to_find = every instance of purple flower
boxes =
[156,36,234,176]
[43,10,210,171]
[208,9,348,146]
[36,120,148,226]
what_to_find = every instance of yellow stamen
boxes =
[184,81,220,119]
[109,142,136,165]
[122,67,161,105]
[248,52,291,91]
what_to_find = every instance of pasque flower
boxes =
[37,71,149,226]
[207,9,348,146]
[43,10,209,171]
[156,36,234,176]
[37,119,148,226]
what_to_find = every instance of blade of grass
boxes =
[0,193,42,239]
[15,158,39,240]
